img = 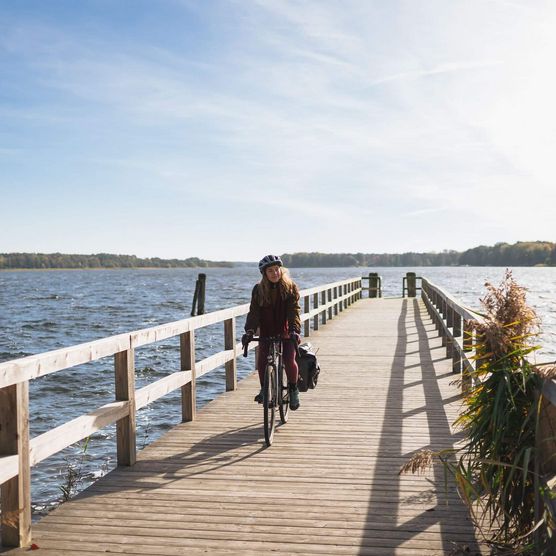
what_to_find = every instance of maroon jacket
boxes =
[245,282,301,336]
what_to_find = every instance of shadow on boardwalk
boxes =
[360,298,484,555]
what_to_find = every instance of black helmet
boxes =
[258,254,283,274]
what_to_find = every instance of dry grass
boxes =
[398,449,434,475]
[474,270,540,362]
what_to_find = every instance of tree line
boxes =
[0,253,232,269]
[2,241,554,269]
[281,241,556,267]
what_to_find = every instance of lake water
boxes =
[0,266,555,513]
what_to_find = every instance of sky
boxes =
[1,0,555,261]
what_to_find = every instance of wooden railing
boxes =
[0,277,361,547]
[421,277,556,515]
[420,278,483,386]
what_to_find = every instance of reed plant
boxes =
[59,437,90,502]
[401,270,556,554]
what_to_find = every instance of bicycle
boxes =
[243,336,292,446]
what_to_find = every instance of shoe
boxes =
[254,389,263,404]
[289,384,300,411]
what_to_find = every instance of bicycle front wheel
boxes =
[263,364,276,446]
[279,362,289,424]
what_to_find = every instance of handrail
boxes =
[420,277,484,386]
[421,277,552,384]
[0,276,362,548]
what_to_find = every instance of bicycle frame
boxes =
[244,335,290,446]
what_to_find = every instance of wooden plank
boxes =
[0,333,130,388]
[29,401,129,466]
[0,454,18,485]
[135,372,192,409]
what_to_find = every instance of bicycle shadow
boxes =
[70,411,270,501]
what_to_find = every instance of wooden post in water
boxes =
[406,272,417,297]
[0,383,31,548]
[191,280,199,316]
[368,273,379,298]
[197,273,206,315]
[190,273,207,316]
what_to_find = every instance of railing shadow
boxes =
[73,422,267,499]
[359,298,481,554]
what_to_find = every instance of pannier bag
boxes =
[296,342,320,392]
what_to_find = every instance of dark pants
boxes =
[257,340,299,387]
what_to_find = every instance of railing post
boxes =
[440,299,447,347]
[0,382,31,548]
[327,288,333,320]
[452,313,462,373]
[114,348,136,467]
[321,290,327,325]
[334,286,339,315]
[463,320,473,352]
[304,296,310,337]
[446,305,454,358]
[224,318,237,391]
[313,293,319,331]
[406,272,417,297]
[180,330,196,422]
[342,285,346,311]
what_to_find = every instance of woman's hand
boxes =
[242,330,254,348]
[289,331,301,345]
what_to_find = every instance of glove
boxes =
[242,330,254,348]
[289,331,301,345]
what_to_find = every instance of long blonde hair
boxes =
[257,266,296,306]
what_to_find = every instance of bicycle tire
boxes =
[279,361,289,424]
[263,363,276,446]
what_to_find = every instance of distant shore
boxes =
[2,241,555,269]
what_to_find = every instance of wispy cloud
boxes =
[368,60,504,88]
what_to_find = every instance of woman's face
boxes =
[265,264,282,283]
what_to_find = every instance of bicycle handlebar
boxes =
[242,335,299,358]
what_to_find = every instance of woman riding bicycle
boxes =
[242,254,301,411]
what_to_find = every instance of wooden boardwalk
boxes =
[3,297,486,555]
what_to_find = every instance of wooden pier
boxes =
[1,276,496,555]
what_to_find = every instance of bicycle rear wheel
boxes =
[263,364,276,446]
[279,362,289,424]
